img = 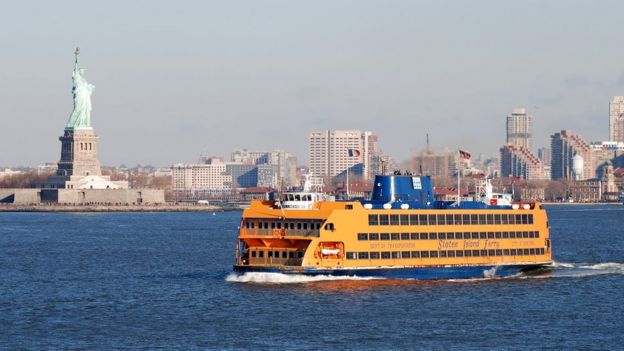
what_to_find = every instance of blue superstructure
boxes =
[361,174,508,210]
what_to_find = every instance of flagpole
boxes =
[346,165,350,200]
[457,150,461,206]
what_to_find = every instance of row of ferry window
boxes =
[368,213,534,226]
[244,221,322,230]
[250,250,305,259]
[346,248,546,260]
[357,231,541,241]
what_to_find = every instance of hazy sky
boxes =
[2,0,624,167]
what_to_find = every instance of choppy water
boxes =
[1,205,623,350]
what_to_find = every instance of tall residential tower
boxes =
[506,107,533,150]
[609,96,624,143]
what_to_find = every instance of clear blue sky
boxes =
[2,0,623,167]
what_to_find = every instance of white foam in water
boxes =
[483,266,498,278]
[225,272,380,284]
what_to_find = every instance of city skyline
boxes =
[4,1,624,167]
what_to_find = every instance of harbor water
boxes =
[1,205,623,350]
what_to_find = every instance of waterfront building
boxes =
[609,96,624,143]
[499,144,545,180]
[550,130,594,180]
[308,130,381,181]
[601,161,619,201]
[230,149,297,187]
[506,107,533,150]
[171,162,231,194]
[569,180,602,203]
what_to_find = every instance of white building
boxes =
[506,107,533,150]
[308,130,381,181]
[171,162,231,193]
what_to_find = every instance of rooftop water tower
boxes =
[572,154,584,181]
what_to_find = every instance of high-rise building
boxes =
[537,147,552,180]
[609,96,624,143]
[411,150,453,178]
[500,145,545,180]
[230,149,297,187]
[308,130,381,181]
[550,130,594,180]
[506,107,533,150]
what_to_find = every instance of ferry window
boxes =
[358,252,369,259]
[503,232,509,239]
[259,251,265,258]
[297,223,302,230]
[400,215,409,225]
[510,249,517,256]
[411,251,420,258]
[402,251,411,258]
[494,214,501,224]
[438,251,446,258]
[528,231,535,238]
[446,214,454,225]
[419,215,428,225]
[479,232,486,239]
[390,215,399,225]
[495,232,502,239]
[439,233,446,240]
[509,231,516,239]
[456,250,464,257]
[381,252,390,259]
[346,252,356,260]
[522,232,529,238]
[447,233,454,240]
[478,214,486,224]
[535,231,540,238]
[421,251,429,258]
[539,248,545,254]
[470,214,478,225]
[379,215,389,225]
[471,232,479,239]
[371,252,381,259]
[473,250,480,257]
[324,223,334,231]
[391,233,400,240]
[487,214,494,224]
[464,250,472,257]
[295,195,301,201]
[480,250,487,257]
[289,251,294,258]
[503,249,510,256]
[282,252,288,258]
[410,215,419,225]
[268,251,273,257]
[529,248,536,255]
[271,222,276,229]
[420,233,428,240]
[401,233,410,240]
[275,251,281,258]
[496,249,502,256]
[276,223,282,229]
[463,214,470,224]
[521,214,528,224]
[455,214,463,225]
[411,233,419,240]
[369,233,379,240]
[381,233,390,240]
[429,233,438,240]
[368,214,379,226]
[437,215,446,225]
[528,214,534,224]
[448,251,455,258]
[297,251,304,258]
[487,232,494,239]
[508,215,515,224]
[488,249,495,256]
[251,251,257,258]
[289,223,295,230]
[514,214,521,224]
[345,204,353,210]
[428,214,437,225]
[523,249,530,255]
[391,252,400,259]
[430,251,438,258]
[501,214,509,224]
[358,233,368,241]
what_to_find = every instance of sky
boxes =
[2,0,624,167]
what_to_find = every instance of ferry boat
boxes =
[233,174,552,279]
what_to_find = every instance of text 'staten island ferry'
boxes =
[233,174,552,279]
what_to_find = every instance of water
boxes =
[1,206,623,350]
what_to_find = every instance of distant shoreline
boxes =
[541,202,622,206]
[0,204,244,213]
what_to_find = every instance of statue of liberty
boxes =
[66,47,95,130]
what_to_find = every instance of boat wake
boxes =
[538,261,624,279]
[225,272,381,284]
